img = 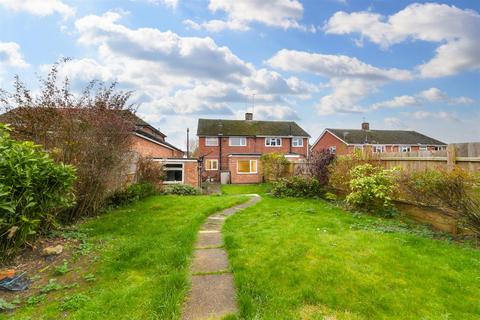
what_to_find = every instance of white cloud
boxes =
[419,87,475,105]
[324,3,480,77]
[0,42,29,69]
[370,95,419,110]
[0,0,75,19]
[410,110,457,121]
[370,87,475,111]
[384,117,408,129]
[267,49,411,115]
[267,49,411,81]
[148,0,178,8]
[59,11,315,147]
[184,0,315,32]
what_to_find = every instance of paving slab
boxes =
[181,195,261,320]
[191,248,229,273]
[181,274,237,320]
[195,232,223,248]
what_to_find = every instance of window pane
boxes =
[205,137,218,146]
[165,170,182,182]
[230,137,246,146]
[251,160,257,173]
[238,160,250,173]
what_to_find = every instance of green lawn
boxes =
[223,196,480,320]
[221,183,272,196]
[5,194,247,320]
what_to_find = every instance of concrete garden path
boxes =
[181,194,261,320]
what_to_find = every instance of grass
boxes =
[224,196,480,319]
[5,194,247,320]
[221,183,272,195]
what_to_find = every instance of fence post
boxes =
[447,144,456,169]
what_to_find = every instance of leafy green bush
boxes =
[0,124,76,260]
[162,184,200,195]
[272,176,324,198]
[346,164,399,216]
[261,153,290,182]
[107,182,157,207]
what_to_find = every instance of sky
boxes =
[0,0,479,149]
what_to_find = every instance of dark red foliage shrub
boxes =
[309,149,336,186]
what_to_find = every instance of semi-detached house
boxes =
[197,113,310,184]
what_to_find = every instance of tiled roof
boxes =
[327,128,446,145]
[197,119,310,137]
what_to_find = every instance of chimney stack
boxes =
[361,122,370,131]
[245,112,253,120]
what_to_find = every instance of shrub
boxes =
[346,164,399,215]
[162,184,200,195]
[0,61,137,222]
[309,149,335,186]
[107,182,157,207]
[398,167,480,234]
[0,124,76,259]
[261,153,290,182]
[136,157,164,190]
[272,176,324,198]
[329,150,381,192]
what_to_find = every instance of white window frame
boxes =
[205,159,218,171]
[373,145,385,153]
[229,136,247,146]
[292,137,303,147]
[237,159,258,174]
[419,146,428,151]
[329,146,337,154]
[205,137,218,146]
[163,163,184,184]
[265,137,282,147]
[400,146,411,153]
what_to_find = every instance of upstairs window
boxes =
[229,137,247,146]
[205,159,218,171]
[292,137,303,147]
[265,137,282,147]
[205,137,218,146]
[401,146,411,153]
[328,146,336,154]
[419,146,428,151]
[373,145,385,153]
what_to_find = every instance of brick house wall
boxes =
[199,136,308,181]
[311,131,349,155]
[130,135,183,158]
[183,161,199,187]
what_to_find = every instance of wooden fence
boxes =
[379,143,480,173]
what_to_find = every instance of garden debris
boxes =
[0,269,16,281]
[42,245,63,256]
[0,272,31,291]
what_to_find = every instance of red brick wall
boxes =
[311,131,349,155]
[229,157,262,184]
[183,161,199,188]
[130,135,182,158]
[199,136,308,180]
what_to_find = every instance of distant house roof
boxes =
[324,128,446,146]
[197,119,310,137]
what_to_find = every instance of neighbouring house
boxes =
[311,122,447,156]
[0,108,200,188]
[197,113,310,184]
[129,114,199,187]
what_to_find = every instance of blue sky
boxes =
[0,0,479,148]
